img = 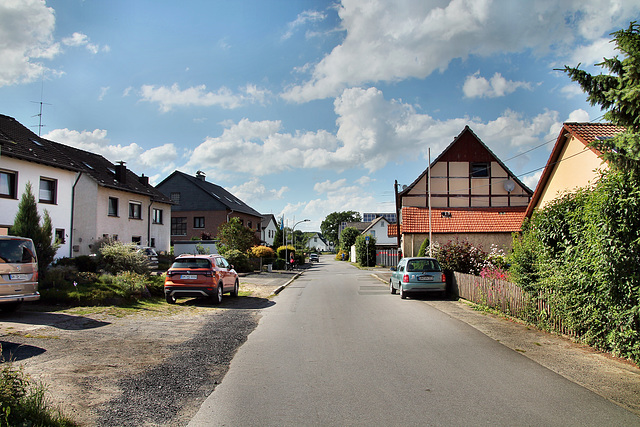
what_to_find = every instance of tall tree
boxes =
[11,182,59,273]
[320,211,361,247]
[340,227,360,251]
[562,21,640,173]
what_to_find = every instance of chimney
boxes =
[196,170,206,181]
[115,161,127,184]
[138,173,149,186]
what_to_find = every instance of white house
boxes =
[260,214,278,247]
[0,114,172,257]
[308,232,331,252]
[361,216,395,246]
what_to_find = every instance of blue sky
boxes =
[2,0,639,232]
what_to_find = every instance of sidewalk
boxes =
[368,269,640,416]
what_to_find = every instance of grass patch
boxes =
[0,360,78,426]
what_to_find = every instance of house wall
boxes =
[170,210,261,243]
[403,160,529,209]
[73,176,171,255]
[402,232,514,258]
[363,220,395,246]
[535,135,606,210]
[308,233,329,251]
[0,156,76,258]
[261,220,278,247]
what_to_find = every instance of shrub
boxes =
[219,248,251,272]
[250,245,275,258]
[276,245,295,259]
[335,249,349,261]
[417,238,430,257]
[432,239,487,275]
[340,227,360,252]
[97,241,149,275]
[355,235,376,267]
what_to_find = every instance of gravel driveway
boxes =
[0,272,296,426]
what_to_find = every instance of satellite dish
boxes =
[503,179,515,193]
[402,185,408,190]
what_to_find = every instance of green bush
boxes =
[219,248,251,273]
[0,361,77,426]
[355,235,376,267]
[432,239,487,275]
[276,245,295,259]
[417,238,429,257]
[335,249,349,261]
[97,241,149,275]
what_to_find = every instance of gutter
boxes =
[69,171,82,257]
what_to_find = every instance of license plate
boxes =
[9,274,29,280]
[418,275,434,281]
[180,275,197,280]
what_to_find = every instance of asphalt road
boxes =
[189,258,639,426]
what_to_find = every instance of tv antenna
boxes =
[31,75,51,136]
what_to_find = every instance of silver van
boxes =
[0,236,39,311]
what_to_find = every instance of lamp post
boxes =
[292,219,310,252]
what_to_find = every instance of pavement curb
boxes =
[272,271,303,295]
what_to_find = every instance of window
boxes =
[39,178,57,204]
[150,237,156,248]
[108,197,119,216]
[194,217,205,228]
[132,236,141,245]
[248,221,252,229]
[170,192,180,204]
[153,208,163,224]
[171,217,187,236]
[129,202,142,219]
[112,234,118,241]
[0,170,17,199]
[55,229,65,244]
[470,162,490,178]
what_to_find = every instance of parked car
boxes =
[164,254,239,304]
[137,246,158,270]
[309,253,319,262]
[389,257,446,299]
[0,236,39,311]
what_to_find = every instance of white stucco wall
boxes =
[0,156,77,258]
[262,220,278,247]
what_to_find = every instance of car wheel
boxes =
[230,280,239,297]
[400,284,407,299]
[213,283,223,304]
[390,280,396,295]
[165,294,176,304]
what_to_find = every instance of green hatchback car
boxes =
[389,257,446,299]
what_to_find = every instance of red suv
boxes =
[164,254,239,304]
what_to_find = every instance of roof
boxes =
[342,222,370,232]
[399,125,532,198]
[0,114,171,203]
[362,216,389,234]
[261,214,277,227]
[157,170,263,218]
[525,122,624,217]
[390,206,527,236]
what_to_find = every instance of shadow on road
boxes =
[177,296,276,310]
[1,341,46,362]
[0,310,111,331]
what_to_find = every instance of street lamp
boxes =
[292,219,310,252]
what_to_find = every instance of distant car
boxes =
[389,257,446,299]
[309,253,319,262]
[137,246,158,270]
[164,254,239,304]
[0,236,40,311]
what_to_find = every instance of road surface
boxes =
[189,258,639,426]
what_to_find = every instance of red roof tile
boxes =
[395,206,526,235]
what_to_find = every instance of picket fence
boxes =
[451,272,575,337]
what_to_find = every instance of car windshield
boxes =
[171,258,211,269]
[406,259,440,272]
[0,239,37,264]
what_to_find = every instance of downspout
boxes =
[147,200,153,247]
[69,171,82,257]
[226,209,235,222]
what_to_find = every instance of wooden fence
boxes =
[451,272,575,337]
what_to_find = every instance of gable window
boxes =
[0,170,17,199]
[171,217,187,236]
[39,178,57,204]
[194,217,205,229]
[129,202,142,219]
[153,208,163,224]
[108,197,119,216]
[470,162,490,178]
[170,192,180,204]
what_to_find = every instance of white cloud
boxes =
[282,10,327,40]
[98,86,109,101]
[61,32,107,54]
[139,83,272,112]
[43,128,143,165]
[567,109,591,122]
[282,0,640,102]
[185,86,564,178]
[463,72,532,98]
[0,0,59,86]
[522,170,543,191]
[227,178,289,205]
[560,83,587,98]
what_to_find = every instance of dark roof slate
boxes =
[0,114,171,203]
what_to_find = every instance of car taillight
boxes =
[441,273,446,282]
[204,271,212,277]
[403,274,409,283]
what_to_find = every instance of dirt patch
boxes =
[0,279,284,426]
